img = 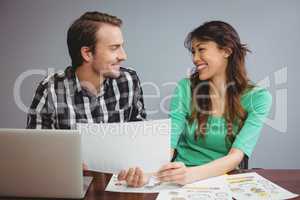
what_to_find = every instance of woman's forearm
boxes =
[189,148,244,182]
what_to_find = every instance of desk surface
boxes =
[0,169,298,200]
[84,169,300,200]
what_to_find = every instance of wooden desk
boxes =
[84,169,300,200]
[0,169,298,200]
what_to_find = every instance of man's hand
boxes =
[82,163,88,171]
[117,167,149,187]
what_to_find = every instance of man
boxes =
[27,11,146,129]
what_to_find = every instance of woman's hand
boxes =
[117,167,149,187]
[156,162,194,185]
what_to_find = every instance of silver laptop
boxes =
[0,129,92,199]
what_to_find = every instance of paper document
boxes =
[226,172,298,200]
[78,119,170,174]
[156,175,233,200]
[156,172,298,200]
[83,176,93,195]
[105,174,181,193]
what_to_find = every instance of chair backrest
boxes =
[238,155,249,169]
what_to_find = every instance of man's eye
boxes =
[198,48,205,51]
[191,50,195,55]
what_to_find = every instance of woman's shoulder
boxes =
[171,78,192,103]
[177,78,191,87]
[174,78,191,93]
[241,86,272,109]
[242,86,271,99]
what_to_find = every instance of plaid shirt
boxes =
[27,66,146,129]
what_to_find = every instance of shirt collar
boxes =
[66,66,110,96]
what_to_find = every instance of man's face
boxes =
[90,23,127,78]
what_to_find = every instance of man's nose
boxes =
[118,47,127,61]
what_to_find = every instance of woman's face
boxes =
[191,40,230,81]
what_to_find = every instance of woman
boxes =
[118,20,272,187]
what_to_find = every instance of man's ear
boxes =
[81,47,93,63]
[223,47,232,58]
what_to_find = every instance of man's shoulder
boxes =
[120,67,138,75]
[118,67,140,81]
[39,66,72,87]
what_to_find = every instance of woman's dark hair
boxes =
[184,21,252,146]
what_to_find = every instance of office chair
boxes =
[238,155,249,169]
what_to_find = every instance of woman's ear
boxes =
[81,47,93,63]
[223,47,232,58]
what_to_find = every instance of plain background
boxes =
[0,0,299,169]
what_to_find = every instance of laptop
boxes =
[0,129,92,199]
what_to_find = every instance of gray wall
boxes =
[0,0,299,169]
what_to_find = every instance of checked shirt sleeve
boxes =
[129,71,147,121]
[26,81,55,129]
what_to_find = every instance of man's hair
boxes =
[67,11,122,68]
